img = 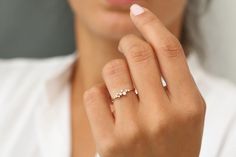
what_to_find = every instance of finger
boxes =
[130,4,196,96]
[83,84,114,142]
[102,59,139,123]
[118,34,167,103]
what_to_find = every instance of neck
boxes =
[73,15,183,94]
[73,20,124,92]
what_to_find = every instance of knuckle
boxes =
[99,139,120,156]
[123,126,141,146]
[83,86,103,105]
[118,34,136,51]
[119,34,136,46]
[184,98,206,124]
[192,94,207,117]
[158,36,183,57]
[186,109,203,121]
[196,100,206,119]
[102,59,127,78]
[127,43,153,63]
[119,34,153,63]
[149,118,168,138]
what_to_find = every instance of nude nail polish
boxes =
[130,4,145,16]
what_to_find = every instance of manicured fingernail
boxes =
[130,4,144,16]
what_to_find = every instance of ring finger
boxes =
[102,59,139,123]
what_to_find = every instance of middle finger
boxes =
[118,34,167,103]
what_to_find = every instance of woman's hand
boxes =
[83,4,206,157]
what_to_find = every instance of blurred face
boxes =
[69,0,187,40]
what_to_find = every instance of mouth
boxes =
[107,0,136,5]
[102,0,139,11]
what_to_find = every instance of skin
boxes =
[68,0,206,157]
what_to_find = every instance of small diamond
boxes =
[112,88,139,102]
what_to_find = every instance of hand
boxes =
[83,4,206,157]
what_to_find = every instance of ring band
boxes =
[111,88,138,102]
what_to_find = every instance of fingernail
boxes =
[130,4,145,16]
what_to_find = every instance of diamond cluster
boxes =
[113,89,131,99]
[111,88,139,102]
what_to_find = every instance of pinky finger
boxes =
[83,84,115,142]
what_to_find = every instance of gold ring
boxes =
[111,88,138,102]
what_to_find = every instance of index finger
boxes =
[130,4,197,96]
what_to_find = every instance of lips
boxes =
[106,0,136,6]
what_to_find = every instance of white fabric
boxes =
[186,0,236,83]
[201,0,236,83]
[0,53,236,157]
